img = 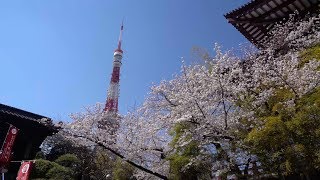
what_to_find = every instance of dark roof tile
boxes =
[225,0,320,48]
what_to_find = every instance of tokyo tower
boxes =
[104,22,124,114]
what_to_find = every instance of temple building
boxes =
[0,103,57,179]
[225,0,320,48]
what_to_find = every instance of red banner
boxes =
[16,161,33,180]
[0,125,19,169]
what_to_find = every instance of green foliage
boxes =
[268,88,295,113]
[31,158,75,180]
[43,134,115,179]
[112,159,135,180]
[300,43,320,67]
[55,154,80,171]
[247,116,289,151]
[168,123,211,180]
[168,142,207,180]
[35,151,46,159]
[94,148,114,179]
[245,87,320,176]
[169,123,190,147]
[46,164,74,180]
[255,88,296,119]
[31,159,54,178]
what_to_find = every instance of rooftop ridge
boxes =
[0,103,49,122]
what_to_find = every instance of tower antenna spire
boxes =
[117,20,124,52]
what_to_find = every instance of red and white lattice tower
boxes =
[104,22,124,114]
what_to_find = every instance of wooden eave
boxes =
[0,103,58,135]
[225,0,320,48]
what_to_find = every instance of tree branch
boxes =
[159,91,177,107]
[203,134,234,141]
[67,133,168,180]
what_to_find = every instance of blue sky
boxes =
[0,0,250,121]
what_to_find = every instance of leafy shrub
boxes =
[46,164,74,180]
[113,159,135,180]
[31,156,77,179]
[300,43,320,66]
[31,159,54,178]
[55,153,80,171]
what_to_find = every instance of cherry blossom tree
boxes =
[58,14,320,179]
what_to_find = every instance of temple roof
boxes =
[0,103,58,134]
[0,103,59,177]
[0,103,47,121]
[225,0,320,48]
